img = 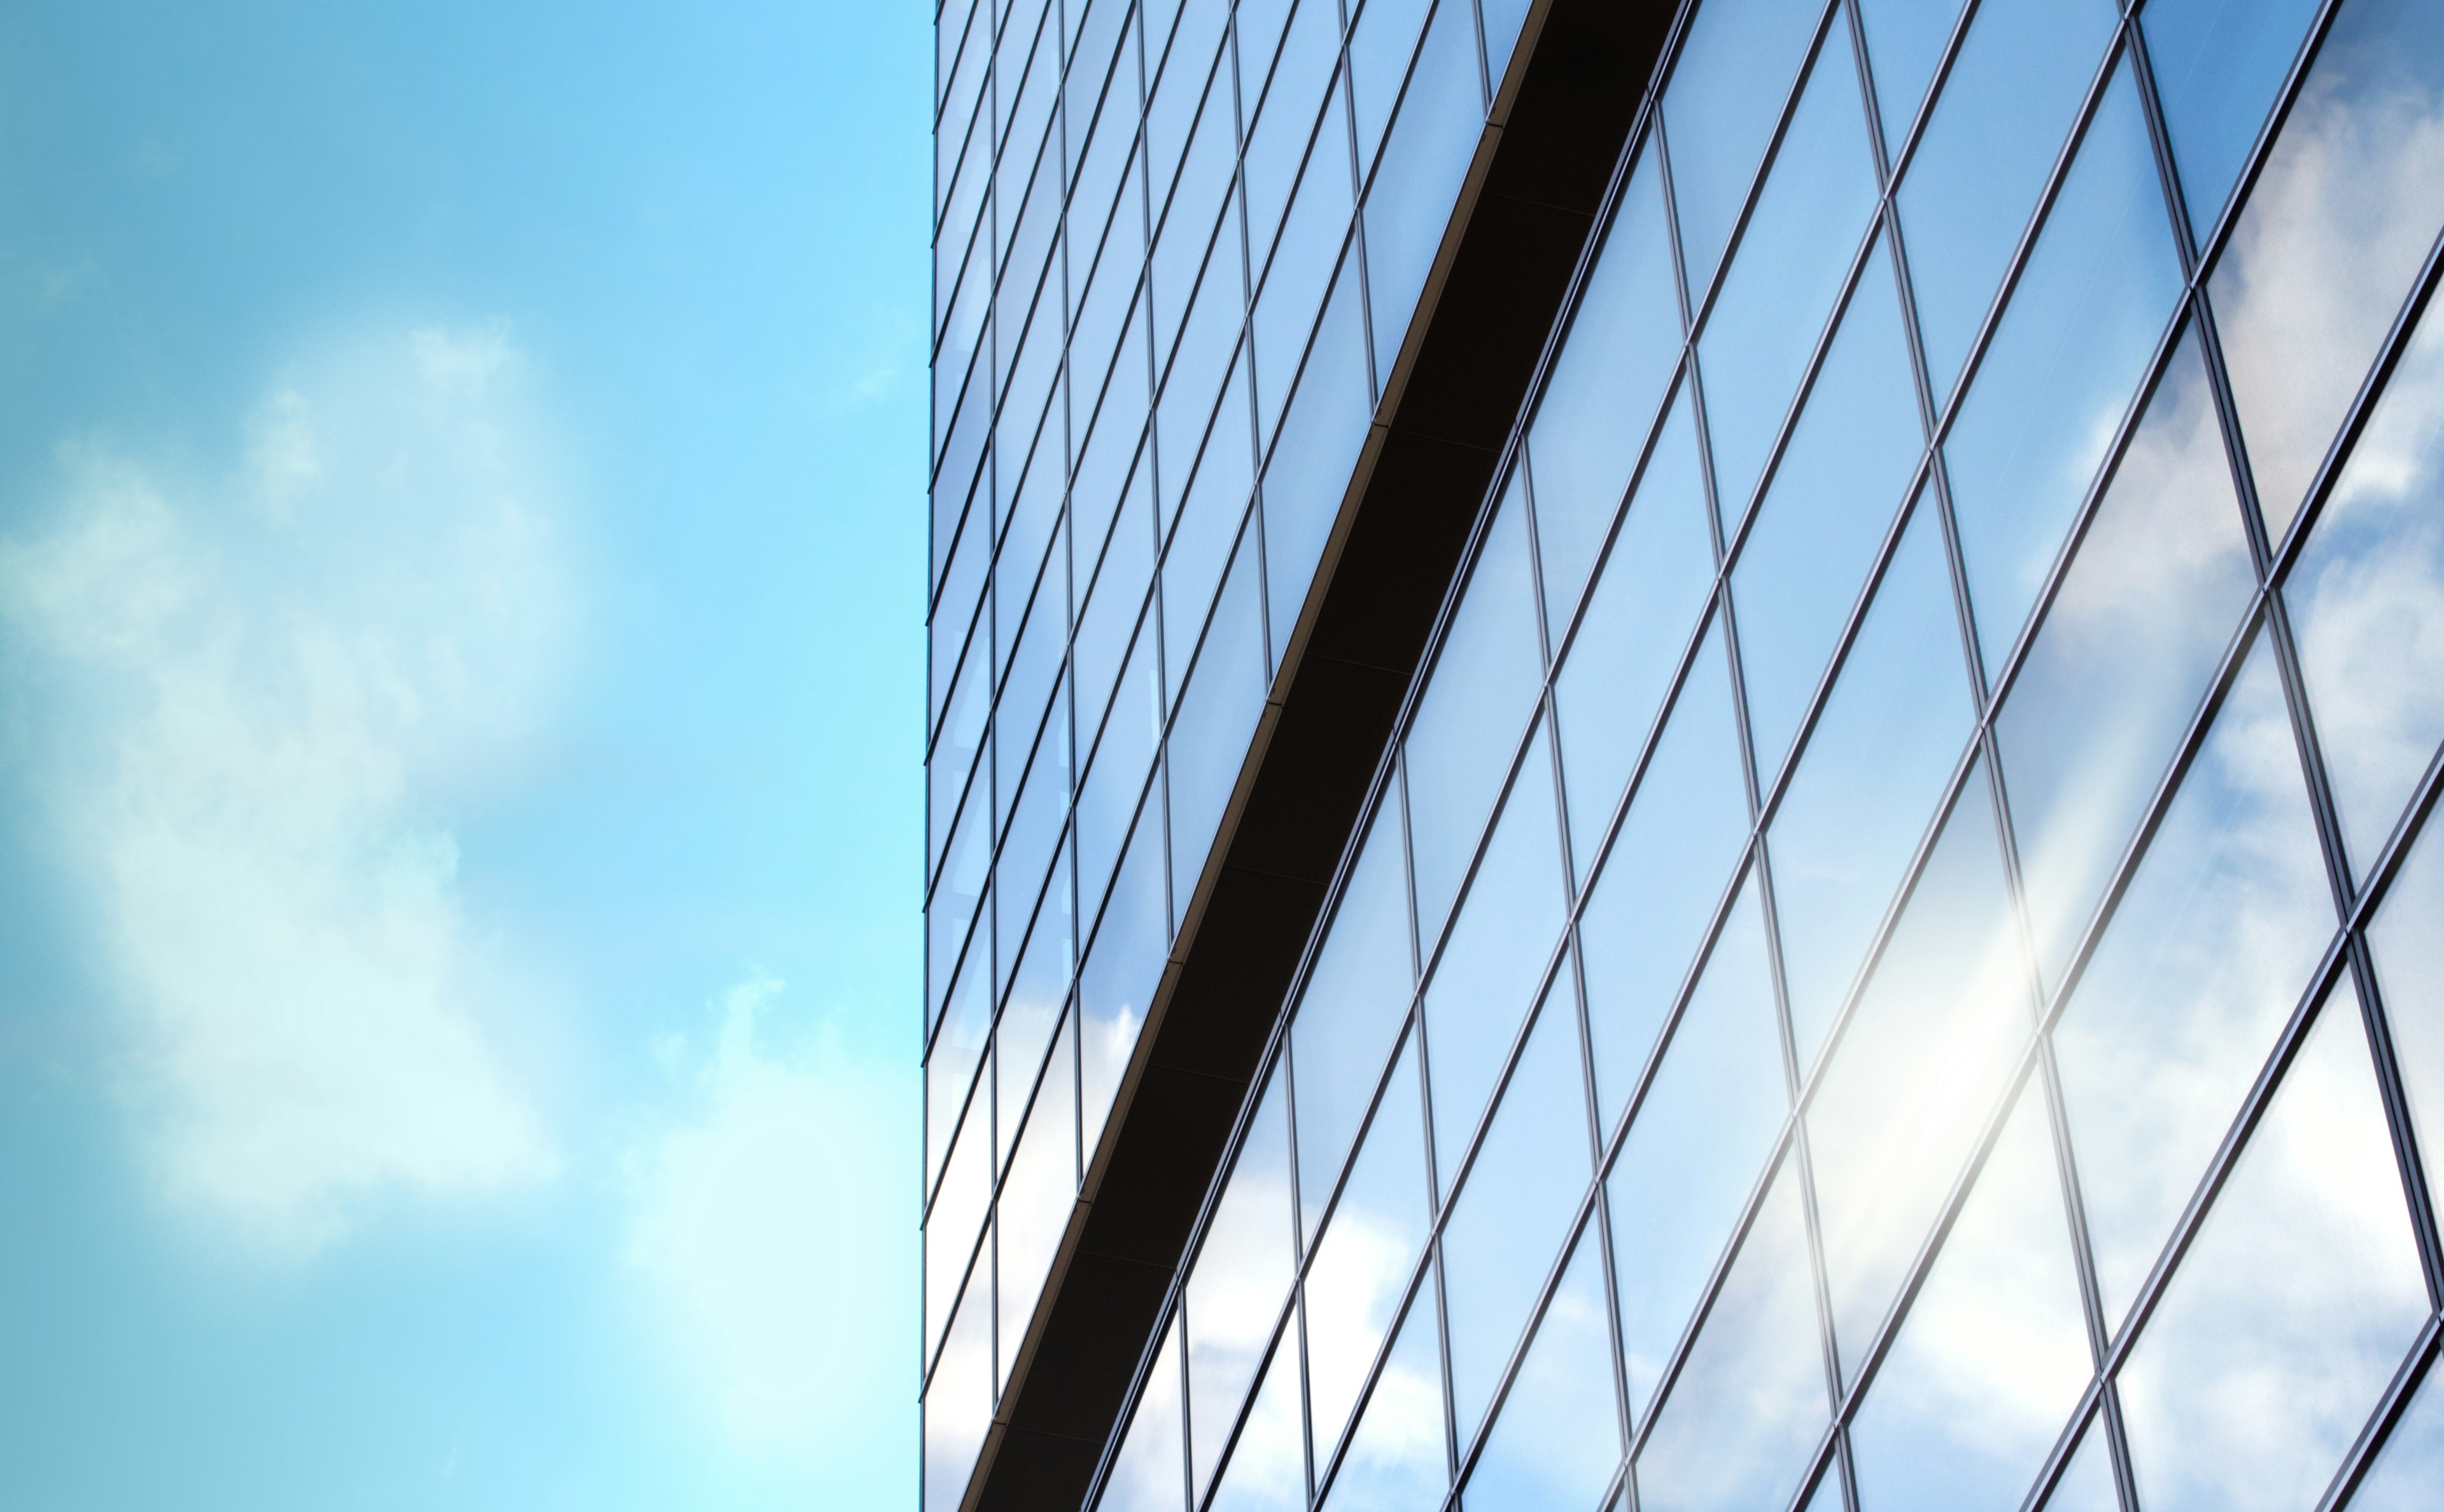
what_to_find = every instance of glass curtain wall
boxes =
[1088,1,2444,1510]
[922,1,1543,1507]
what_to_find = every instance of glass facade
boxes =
[929,0,2444,1509]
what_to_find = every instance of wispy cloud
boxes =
[626,975,913,1465]
[0,321,570,1255]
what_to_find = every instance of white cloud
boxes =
[626,976,913,1461]
[0,321,570,1254]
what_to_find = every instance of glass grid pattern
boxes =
[922,0,1544,1506]
[1083,1,2444,1511]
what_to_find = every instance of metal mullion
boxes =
[2317,1315,2443,1512]
[1680,0,1842,334]
[1839,0,1890,186]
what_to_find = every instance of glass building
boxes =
[922,0,2444,1509]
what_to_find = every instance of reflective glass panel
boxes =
[1254,89,1354,437]
[1291,805,1419,1227]
[1169,529,1268,925]
[1078,623,1162,909]
[1731,240,1925,780]
[1245,0,1340,269]
[999,1011,1079,1388]
[1163,367,1255,694]
[2038,1415,2121,1512]
[1696,18,1880,522]
[927,1092,995,1371]
[1848,1088,2093,1512]
[2120,979,2430,1512]
[2051,635,2335,1327]
[2212,0,2444,543]
[1528,152,1685,629]
[1662,0,1830,297]
[1421,722,1566,1177]
[1349,0,1432,178]
[2286,290,2444,876]
[2142,0,2324,242]
[925,1268,997,1512]
[1896,0,2119,400]
[1206,1321,1307,1512]
[1104,1316,1190,1512]
[1767,500,1976,1067]
[1440,977,1596,1441]
[1321,1278,1449,1512]
[1305,1034,1433,1462]
[1461,1224,1624,1511]
[1081,816,1169,1147]
[998,841,1073,1169]
[1405,480,1546,942]
[1364,0,1483,370]
[2348,1358,2444,1512]
[1633,1155,1829,1512]
[2370,813,2444,1177]
[1854,0,1963,148]
[1807,769,2032,1382]
[1942,59,2186,676]
[1189,1070,1297,1499]
[1996,327,2257,988]
[1552,388,1718,879]
[1606,877,1789,1415]
[1577,622,1751,1129]
[1263,248,1373,643]
[931,934,995,1196]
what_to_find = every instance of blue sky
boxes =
[0,2,927,1508]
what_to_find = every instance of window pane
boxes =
[1405,479,1545,941]
[2286,291,2444,877]
[1364,0,1483,369]
[2050,634,2333,1328]
[1103,1315,1190,1512]
[2369,811,2444,1179]
[1662,0,1829,298]
[1633,1154,1828,1512]
[1076,460,1157,746]
[1349,0,1432,179]
[2118,981,2430,1512]
[1254,89,1354,438]
[1528,150,1684,629]
[1696,17,1880,522]
[1806,769,2031,1383]
[1292,803,1419,1226]
[998,848,1074,1168]
[2039,1417,2121,1512]
[2347,1359,2444,1512]
[1942,58,2186,675]
[999,1010,1078,1385]
[1606,876,1788,1417]
[1895,0,2120,400]
[927,1083,995,1369]
[1168,523,1267,925]
[1854,0,1964,148]
[1263,245,1373,641]
[1321,1277,1449,1512]
[1207,1323,1307,1512]
[1552,386,1717,879]
[1082,815,1169,1148]
[1078,622,1162,909]
[1244,0,1341,272]
[925,1267,997,1512]
[2142,0,2323,242]
[1421,720,1566,1177]
[1995,326,2256,988]
[1848,1088,2092,1512]
[1163,358,1255,696]
[1767,500,1976,1067]
[1461,1224,1623,1510]
[1188,1070,1298,1499]
[1577,621,1750,1130]
[1731,239,1925,780]
[2212,0,2444,543]
[1305,1032,1432,1462]
[1440,976,1594,1441]
[930,934,995,1200]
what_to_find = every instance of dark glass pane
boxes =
[1552,387,1718,881]
[2286,293,2444,878]
[998,1009,1078,1384]
[1168,522,1267,923]
[1768,501,1976,1067]
[1731,240,1925,780]
[1321,1279,1449,1512]
[1996,328,2256,988]
[2212,0,2444,543]
[1633,1155,1828,1512]
[1461,1225,1623,1510]
[2118,981,2429,1512]
[1305,1033,1432,1462]
[1807,769,2031,1382]
[1696,18,1880,522]
[2142,0,2323,242]
[1422,722,1566,1178]
[1854,0,1963,149]
[1895,0,2119,399]
[1292,803,1419,1228]
[1942,59,2186,676]
[1206,1324,1306,1512]
[925,1266,997,1512]
[1405,479,1545,942]
[1103,1315,1189,1512]
[1662,0,1829,297]
[1263,245,1373,643]
[2370,813,2444,1185]
[1528,150,1683,631]
[1441,976,1595,1440]
[1606,876,1788,1416]
[2051,636,2333,1327]
[2349,1359,2444,1511]
[1189,1070,1298,1499]
[1577,622,1751,1129]
[1848,1088,2091,1512]
[1364,0,1484,369]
